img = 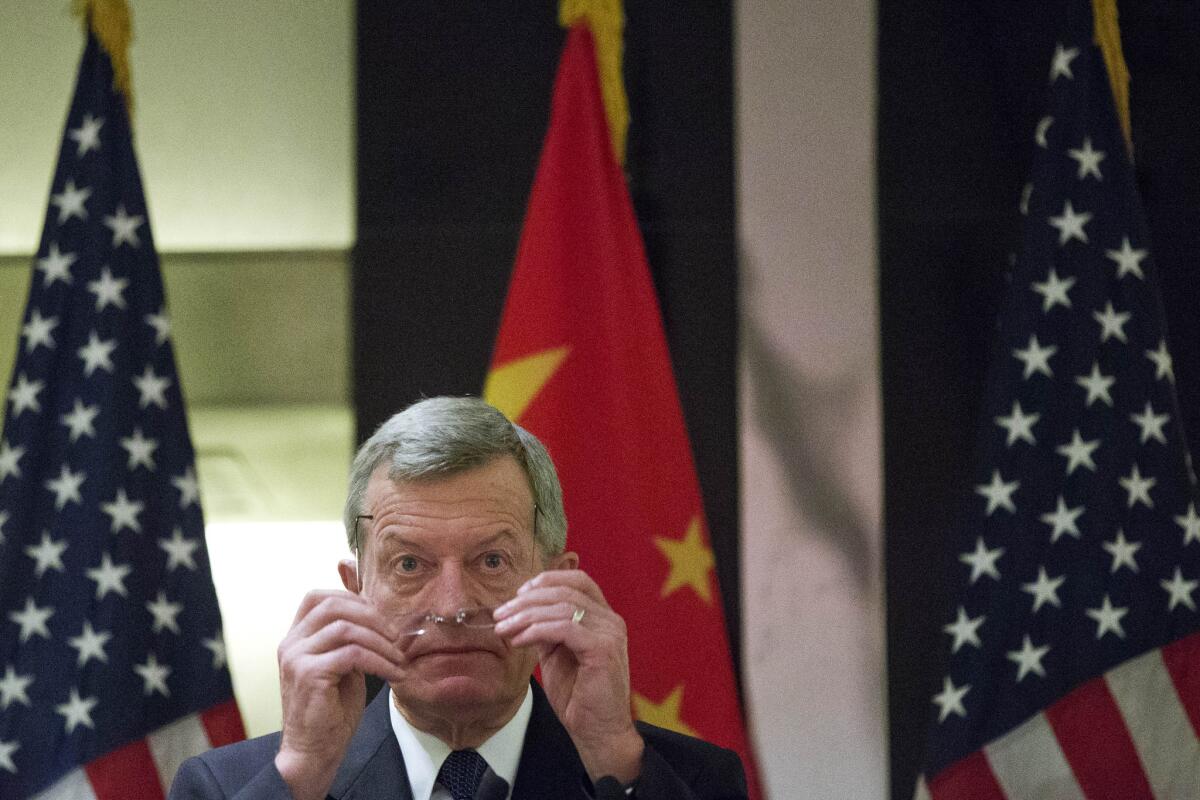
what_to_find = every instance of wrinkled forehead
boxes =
[359,456,537,547]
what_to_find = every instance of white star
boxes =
[23,531,67,578]
[0,666,33,710]
[1161,568,1198,612]
[932,676,969,723]
[86,266,129,311]
[1146,340,1174,383]
[86,553,132,599]
[975,470,1019,515]
[994,400,1040,446]
[101,488,144,534]
[0,510,6,544]
[203,634,228,669]
[1021,566,1066,611]
[44,464,86,511]
[50,178,92,224]
[68,621,112,667]
[146,591,184,634]
[132,365,171,409]
[8,597,54,643]
[1048,200,1092,245]
[1006,635,1050,682]
[1092,302,1130,343]
[0,440,24,484]
[8,373,45,418]
[172,467,200,509]
[159,527,199,571]
[1039,495,1084,542]
[134,653,172,697]
[1119,463,1156,509]
[1130,401,1169,445]
[1086,595,1129,639]
[1102,529,1142,574]
[144,307,172,346]
[1075,362,1115,407]
[77,330,117,377]
[21,309,58,353]
[55,688,98,733]
[1034,116,1054,147]
[1067,137,1106,180]
[1012,334,1058,380]
[60,399,100,443]
[1049,43,1080,81]
[67,113,104,157]
[1020,182,1034,215]
[103,204,144,248]
[0,739,16,774]
[1176,503,1200,546]
[1055,429,1100,475]
[1031,267,1076,312]
[36,242,77,288]
[959,537,1004,584]
[943,607,985,653]
[1106,237,1147,279]
[120,428,159,471]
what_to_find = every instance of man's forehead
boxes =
[362,456,535,524]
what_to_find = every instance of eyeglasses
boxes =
[395,607,498,639]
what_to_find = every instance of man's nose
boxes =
[425,560,476,612]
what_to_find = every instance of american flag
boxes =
[0,25,244,800]
[915,5,1200,799]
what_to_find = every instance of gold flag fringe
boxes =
[1091,0,1131,154]
[560,0,629,165]
[72,0,134,114]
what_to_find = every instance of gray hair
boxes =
[343,396,567,558]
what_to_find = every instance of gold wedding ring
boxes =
[571,607,586,624]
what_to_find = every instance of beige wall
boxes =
[0,1,354,254]
[737,0,886,796]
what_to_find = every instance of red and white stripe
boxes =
[918,632,1200,799]
[31,700,243,800]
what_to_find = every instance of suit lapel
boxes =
[510,682,585,799]
[329,688,413,800]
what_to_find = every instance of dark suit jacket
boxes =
[169,682,747,799]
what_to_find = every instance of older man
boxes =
[170,397,746,800]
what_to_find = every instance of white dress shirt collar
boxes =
[388,686,533,800]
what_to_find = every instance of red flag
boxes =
[484,24,762,799]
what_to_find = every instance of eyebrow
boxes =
[371,528,524,555]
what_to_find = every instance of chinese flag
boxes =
[484,23,762,799]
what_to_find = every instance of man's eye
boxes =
[482,553,505,570]
[398,556,419,573]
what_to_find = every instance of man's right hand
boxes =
[273,590,406,800]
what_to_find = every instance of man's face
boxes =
[348,456,570,726]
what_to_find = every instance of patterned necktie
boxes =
[437,749,490,800]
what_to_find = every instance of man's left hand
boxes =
[493,568,644,785]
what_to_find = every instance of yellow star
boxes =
[654,516,714,604]
[483,346,570,422]
[633,685,697,737]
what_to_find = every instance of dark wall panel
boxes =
[354,2,742,681]
[880,1,1200,797]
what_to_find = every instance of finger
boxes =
[493,600,578,637]
[506,616,601,653]
[495,585,606,621]
[288,617,407,668]
[519,568,607,603]
[292,589,367,624]
[291,593,399,642]
[285,643,406,685]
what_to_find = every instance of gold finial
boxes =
[560,0,629,165]
[73,0,135,114]
[1091,0,1131,153]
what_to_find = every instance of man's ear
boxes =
[547,550,579,571]
[338,557,361,593]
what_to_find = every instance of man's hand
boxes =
[274,590,407,800]
[493,569,644,785]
